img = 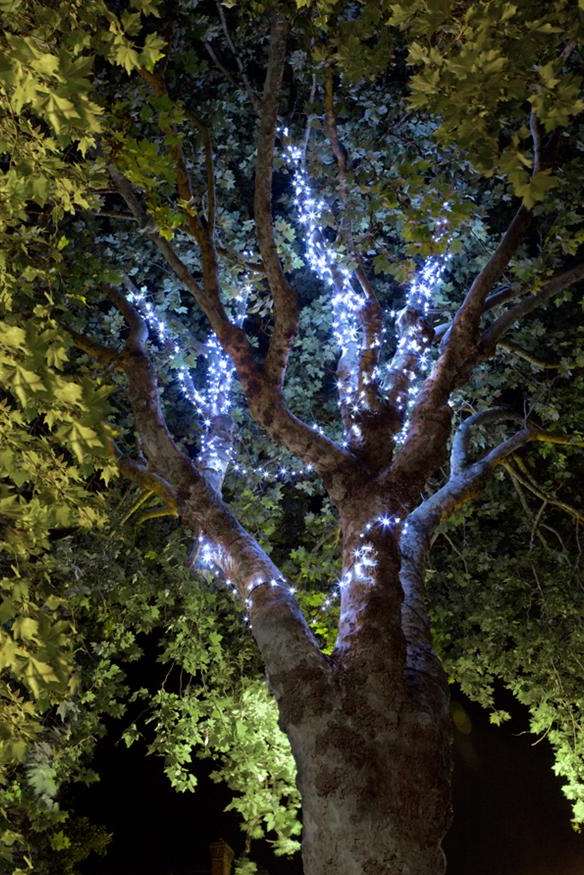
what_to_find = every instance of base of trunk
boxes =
[291,701,452,875]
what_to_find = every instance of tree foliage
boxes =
[2,0,584,871]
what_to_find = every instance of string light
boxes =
[124,133,452,625]
[281,131,370,425]
[389,250,450,443]
[281,128,451,452]
[126,283,316,483]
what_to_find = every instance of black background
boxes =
[76,689,584,875]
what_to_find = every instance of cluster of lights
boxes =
[281,128,451,452]
[320,512,406,611]
[281,132,373,431]
[125,281,314,623]
[126,283,241,432]
[231,459,314,482]
[126,284,315,482]
[388,252,450,441]
[198,532,296,626]
[124,135,453,627]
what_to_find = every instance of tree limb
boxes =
[481,261,584,350]
[449,408,524,476]
[109,168,350,478]
[497,340,562,369]
[501,459,584,523]
[323,68,383,413]
[254,13,299,388]
[392,115,547,490]
[107,293,327,689]
[68,328,123,369]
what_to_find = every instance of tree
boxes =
[2,0,584,872]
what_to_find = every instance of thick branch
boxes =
[108,290,325,685]
[68,329,123,369]
[400,418,584,679]
[393,110,550,488]
[449,408,524,476]
[109,168,350,479]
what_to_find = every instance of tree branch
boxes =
[215,0,260,113]
[107,293,326,690]
[323,69,383,413]
[497,339,562,369]
[501,459,584,523]
[109,168,350,479]
[449,408,524,476]
[400,414,584,670]
[68,329,123,369]
[392,115,546,489]
[481,261,584,350]
[140,69,209,245]
[254,14,299,389]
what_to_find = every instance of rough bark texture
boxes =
[274,544,452,875]
[288,693,451,875]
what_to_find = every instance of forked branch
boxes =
[78,286,324,682]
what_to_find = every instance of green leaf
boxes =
[23,657,59,698]
[0,323,27,349]
[11,366,45,406]
[140,33,166,72]
[13,617,39,642]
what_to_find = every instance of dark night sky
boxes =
[74,702,584,875]
[76,691,584,875]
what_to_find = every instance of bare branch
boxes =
[482,262,584,350]
[450,408,524,475]
[138,68,211,243]
[215,0,260,112]
[433,283,521,345]
[112,449,177,508]
[501,459,584,523]
[497,340,562,369]
[484,283,522,311]
[324,68,350,204]
[108,166,227,327]
[301,72,317,162]
[205,41,245,97]
[254,14,298,388]
[204,131,216,233]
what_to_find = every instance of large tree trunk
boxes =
[280,669,452,875]
[268,528,453,875]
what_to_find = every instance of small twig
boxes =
[502,459,584,523]
[215,0,260,112]
[498,340,562,370]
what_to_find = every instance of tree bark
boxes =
[269,541,452,875]
[277,659,452,874]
